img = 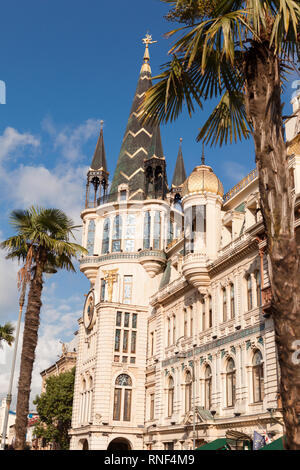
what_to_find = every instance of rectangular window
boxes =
[123,389,132,421]
[100,279,106,301]
[116,311,122,327]
[122,356,128,363]
[113,388,121,420]
[114,329,121,352]
[131,331,137,354]
[150,393,155,420]
[123,330,129,352]
[130,357,136,364]
[123,276,133,304]
[120,190,127,201]
[114,355,119,362]
[132,314,137,329]
[124,312,130,328]
[150,332,154,356]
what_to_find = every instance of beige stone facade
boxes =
[69,50,300,450]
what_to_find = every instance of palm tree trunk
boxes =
[244,42,300,449]
[14,249,47,450]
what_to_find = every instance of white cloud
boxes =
[42,116,100,161]
[0,127,39,164]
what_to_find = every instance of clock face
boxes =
[83,291,95,330]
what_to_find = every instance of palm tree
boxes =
[141,0,300,449]
[1,206,87,450]
[0,323,15,347]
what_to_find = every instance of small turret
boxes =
[85,121,109,208]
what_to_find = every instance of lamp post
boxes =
[0,281,26,451]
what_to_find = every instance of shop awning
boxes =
[259,436,286,450]
[196,438,229,450]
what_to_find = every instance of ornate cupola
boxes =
[170,137,187,204]
[182,147,224,289]
[85,121,109,208]
[109,34,168,202]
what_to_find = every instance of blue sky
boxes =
[0,0,298,405]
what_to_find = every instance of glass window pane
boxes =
[87,220,96,255]
[131,331,137,354]
[143,212,151,250]
[124,313,130,327]
[123,389,132,421]
[114,330,121,352]
[102,218,110,254]
[153,211,161,250]
[132,314,137,329]
[123,277,133,304]
[123,330,128,352]
[113,388,121,420]
[116,311,122,326]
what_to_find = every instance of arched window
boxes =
[112,215,122,252]
[124,214,136,252]
[226,359,236,407]
[208,296,213,328]
[113,374,132,421]
[253,350,264,403]
[255,271,262,307]
[102,218,110,254]
[230,283,235,318]
[204,366,212,410]
[153,211,161,250]
[167,377,174,417]
[222,288,227,322]
[80,379,86,424]
[143,211,151,250]
[185,371,192,413]
[246,275,253,311]
[87,220,95,255]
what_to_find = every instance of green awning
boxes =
[196,438,228,450]
[259,436,286,450]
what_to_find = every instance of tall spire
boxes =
[172,138,187,187]
[109,34,168,201]
[201,141,205,166]
[140,33,157,75]
[85,120,109,208]
[90,120,107,171]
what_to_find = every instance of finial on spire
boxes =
[201,141,205,165]
[100,120,104,131]
[180,137,183,143]
[141,33,157,74]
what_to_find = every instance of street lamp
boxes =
[0,281,26,451]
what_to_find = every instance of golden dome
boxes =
[182,165,224,197]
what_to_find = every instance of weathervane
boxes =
[142,33,157,46]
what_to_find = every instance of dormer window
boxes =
[120,190,127,201]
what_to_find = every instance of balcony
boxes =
[80,250,167,280]
[182,252,210,289]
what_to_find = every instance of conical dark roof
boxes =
[172,139,186,187]
[109,44,166,200]
[90,125,107,171]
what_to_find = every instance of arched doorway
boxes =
[80,439,89,450]
[107,437,132,451]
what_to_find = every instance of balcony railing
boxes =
[80,249,167,265]
[223,168,258,203]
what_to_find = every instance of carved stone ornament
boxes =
[83,290,95,330]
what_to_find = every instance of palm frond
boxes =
[197,90,251,145]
